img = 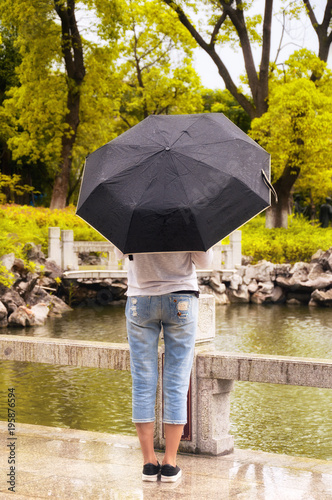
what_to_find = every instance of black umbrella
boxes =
[76,113,273,254]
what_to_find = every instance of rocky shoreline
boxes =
[1,245,332,329]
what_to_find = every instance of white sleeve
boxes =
[191,248,213,269]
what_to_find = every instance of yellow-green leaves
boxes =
[250,52,332,205]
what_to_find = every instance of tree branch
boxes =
[303,0,332,64]
[162,0,257,118]
[209,11,227,47]
[259,0,273,102]
[220,0,260,102]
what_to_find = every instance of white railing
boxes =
[48,227,242,271]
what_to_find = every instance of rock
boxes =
[309,289,332,307]
[244,260,275,284]
[44,258,62,279]
[251,290,267,304]
[258,281,275,294]
[48,296,72,315]
[287,298,302,305]
[0,317,8,328]
[23,243,46,263]
[251,282,283,305]
[318,248,332,273]
[198,285,230,305]
[275,259,332,293]
[308,263,325,280]
[241,255,254,266]
[311,249,325,263]
[8,306,35,327]
[0,301,7,320]
[1,289,25,313]
[0,253,15,271]
[247,279,259,294]
[208,272,226,294]
[30,303,49,325]
[229,273,242,290]
[12,258,26,274]
[274,264,291,279]
[227,284,250,303]
[271,286,286,304]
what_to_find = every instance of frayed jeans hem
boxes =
[132,419,155,423]
[163,420,187,425]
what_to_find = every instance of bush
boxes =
[0,204,104,258]
[241,214,332,264]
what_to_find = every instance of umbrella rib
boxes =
[168,153,207,252]
[169,115,204,148]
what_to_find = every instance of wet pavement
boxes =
[0,421,331,499]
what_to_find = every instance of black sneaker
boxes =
[160,464,182,483]
[142,461,161,482]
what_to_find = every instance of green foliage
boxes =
[241,215,332,264]
[0,173,37,204]
[0,204,105,258]
[202,88,251,132]
[107,0,204,131]
[250,51,332,206]
[0,263,14,287]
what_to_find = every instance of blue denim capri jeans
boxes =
[125,293,198,425]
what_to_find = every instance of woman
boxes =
[115,248,213,482]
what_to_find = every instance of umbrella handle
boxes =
[261,169,278,203]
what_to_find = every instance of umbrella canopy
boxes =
[76,113,272,254]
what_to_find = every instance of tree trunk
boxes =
[265,163,300,228]
[50,0,85,209]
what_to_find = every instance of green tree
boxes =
[0,0,123,207]
[201,88,251,133]
[250,52,332,227]
[1,0,204,206]
[93,0,203,134]
[0,23,21,186]
[161,0,332,227]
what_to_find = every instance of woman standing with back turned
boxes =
[114,248,213,482]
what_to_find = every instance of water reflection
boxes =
[215,304,332,359]
[1,303,332,460]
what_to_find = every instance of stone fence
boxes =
[48,227,242,271]
[1,332,331,456]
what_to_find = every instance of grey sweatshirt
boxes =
[114,248,213,296]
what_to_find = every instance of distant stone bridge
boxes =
[47,227,242,274]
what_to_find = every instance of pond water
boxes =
[1,303,332,461]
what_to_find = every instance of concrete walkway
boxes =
[0,422,331,499]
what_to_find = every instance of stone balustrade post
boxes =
[107,246,118,270]
[196,378,234,455]
[48,227,61,267]
[61,230,77,271]
[230,230,242,267]
[212,243,222,270]
[224,245,233,269]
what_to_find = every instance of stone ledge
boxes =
[196,351,332,389]
[1,336,332,389]
[0,335,130,371]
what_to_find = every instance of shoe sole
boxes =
[160,469,182,483]
[142,473,159,482]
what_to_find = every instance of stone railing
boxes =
[1,333,331,456]
[47,227,242,271]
